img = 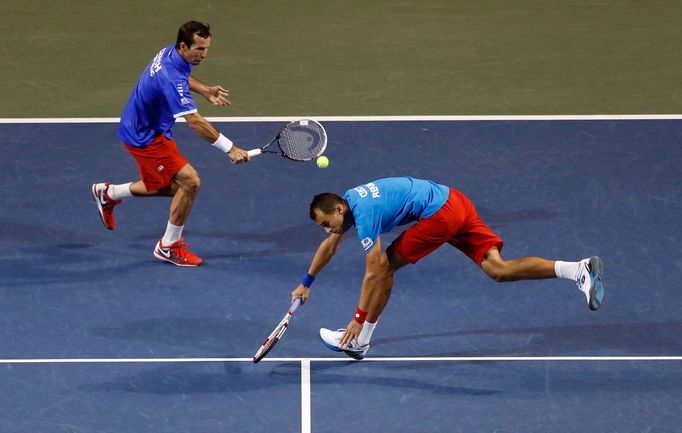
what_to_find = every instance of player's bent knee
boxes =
[488,271,510,283]
[191,174,201,192]
[481,261,511,283]
[179,174,201,194]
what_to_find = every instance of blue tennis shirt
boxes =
[343,177,449,252]
[118,44,198,147]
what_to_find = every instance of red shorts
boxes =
[123,135,188,191]
[392,188,503,266]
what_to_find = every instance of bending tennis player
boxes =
[91,21,249,266]
[290,177,606,360]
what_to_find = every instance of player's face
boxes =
[313,206,347,235]
[179,35,211,65]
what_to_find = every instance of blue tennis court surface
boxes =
[1,118,681,432]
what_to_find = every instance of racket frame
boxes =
[246,119,327,161]
[252,298,302,363]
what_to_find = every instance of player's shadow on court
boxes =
[129,207,554,260]
[186,223,324,259]
[187,207,556,259]
[85,362,500,397]
[85,363,300,394]
[373,321,682,356]
[136,222,324,260]
[92,317,249,353]
[273,362,500,396]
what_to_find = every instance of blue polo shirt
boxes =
[343,177,449,252]
[117,44,198,147]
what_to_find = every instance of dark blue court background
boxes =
[1,120,680,432]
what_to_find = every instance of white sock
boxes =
[162,221,184,245]
[357,321,377,347]
[107,182,133,200]
[554,261,581,281]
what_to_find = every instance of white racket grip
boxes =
[289,298,302,314]
[247,149,262,157]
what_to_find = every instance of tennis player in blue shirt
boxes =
[291,177,606,359]
[91,21,249,266]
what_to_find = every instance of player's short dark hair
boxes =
[176,21,211,49]
[310,193,343,220]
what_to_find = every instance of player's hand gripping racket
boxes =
[247,119,327,161]
[253,298,302,363]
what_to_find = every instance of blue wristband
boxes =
[301,273,315,288]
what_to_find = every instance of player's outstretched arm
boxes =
[189,76,231,106]
[340,236,388,346]
[183,113,249,163]
[291,233,344,304]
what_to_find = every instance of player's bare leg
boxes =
[480,246,605,310]
[168,164,201,226]
[480,247,555,282]
[153,164,203,266]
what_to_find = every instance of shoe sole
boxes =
[153,247,201,267]
[343,350,366,360]
[91,184,114,230]
[588,256,605,311]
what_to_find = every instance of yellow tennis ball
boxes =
[316,156,329,169]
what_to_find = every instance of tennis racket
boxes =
[247,119,327,161]
[253,298,302,363]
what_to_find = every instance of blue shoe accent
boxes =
[343,346,369,360]
[322,340,343,352]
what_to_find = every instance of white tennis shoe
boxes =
[576,256,605,311]
[319,328,369,360]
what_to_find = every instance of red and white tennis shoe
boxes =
[154,238,203,267]
[91,182,122,230]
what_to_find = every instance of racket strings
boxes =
[279,122,327,161]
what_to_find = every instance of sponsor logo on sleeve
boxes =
[361,237,374,251]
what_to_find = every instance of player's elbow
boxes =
[184,113,206,130]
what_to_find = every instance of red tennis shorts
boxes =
[123,135,188,191]
[392,188,504,266]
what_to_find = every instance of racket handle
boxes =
[247,149,262,157]
[290,297,302,313]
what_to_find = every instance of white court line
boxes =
[1,356,681,363]
[1,114,682,124]
[301,359,311,433]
